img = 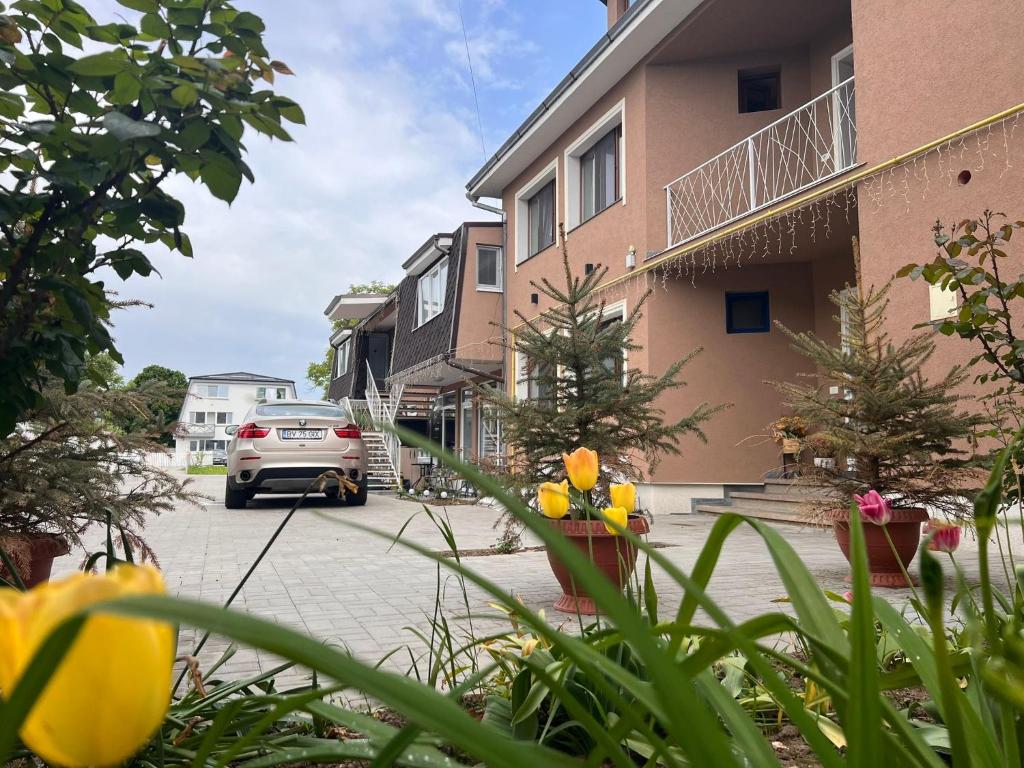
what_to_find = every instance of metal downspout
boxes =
[465,192,507,390]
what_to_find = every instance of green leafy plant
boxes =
[4,421,1024,767]
[899,211,1024,387]
[0,0,303,434]
[900,211,1024,506]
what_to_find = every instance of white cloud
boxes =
[105,1,502,394]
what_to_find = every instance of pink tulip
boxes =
[854,489,892,526]
[925,520,961,554]
[842,591,855,604]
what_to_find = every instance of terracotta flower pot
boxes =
[8,535,70,589]
[832,507,928,588]
[546,516,650,614]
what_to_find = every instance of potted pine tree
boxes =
[481,229,725,606]
[0,371,202,587]
[771,239,981,587]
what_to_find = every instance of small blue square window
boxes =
[725,291,770,334]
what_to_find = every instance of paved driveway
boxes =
[54,471,1003,688]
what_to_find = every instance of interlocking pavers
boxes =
[53,469,1007,691]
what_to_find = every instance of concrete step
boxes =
[695,503,828,527]
[727,491,831,514]
[762,478,837,498]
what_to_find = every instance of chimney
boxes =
[605,0,629,29]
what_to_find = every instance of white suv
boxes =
[224,400,368,509]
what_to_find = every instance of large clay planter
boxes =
[832,507,928,588]
[546,516,650,614]
[6,535,70,589]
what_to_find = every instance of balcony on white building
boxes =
[665,77,856,249]
[179,423,215,438]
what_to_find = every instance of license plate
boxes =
[280,429,324,440]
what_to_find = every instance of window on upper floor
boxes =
[928,282,959,322]
[334,339,351,378]
[527,181,555,258]
[191,411,231,424]
[580,126,621,222]
[738,68,780,113]
[197,384,228,398]
[565,100,625,231]
[725,291,771,334]
[514,160,557,265]
[256,386,288,400]
[477,245,503,292]
[417,256,449,327]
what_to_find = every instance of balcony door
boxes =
[831,45,856,170]
[366,332,391,383]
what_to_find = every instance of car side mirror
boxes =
[224,425,238,436]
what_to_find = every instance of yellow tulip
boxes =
[562,447,599,492]
[602,506,628,536]
[538,480,570,519]
[609,482,636,513]
[0,565,174,767]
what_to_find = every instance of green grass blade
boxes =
[90,595,581,768]
[844,504,882,766]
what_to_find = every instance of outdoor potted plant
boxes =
[538,447,650,614]
[770,416,807,455]
[0,378,202,588]
[771,245,981,587]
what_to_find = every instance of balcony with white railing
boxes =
[179,423,215,437]
[665,77,857,250]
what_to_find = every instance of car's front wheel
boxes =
[224,482,250,509]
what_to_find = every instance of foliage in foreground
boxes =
[0,381,203,577]
[0,0,303,434]
[2,425,1024,767]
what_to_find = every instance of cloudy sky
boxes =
[104,0,606,395]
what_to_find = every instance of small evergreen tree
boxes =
[771,238,982,518]
[484,232,724,498]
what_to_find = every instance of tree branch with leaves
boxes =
[0,0,303,434]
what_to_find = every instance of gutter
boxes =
[466,192,509,391]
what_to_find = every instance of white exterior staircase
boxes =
[342,362,405,491]
[361,430,401,490]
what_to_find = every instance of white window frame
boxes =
[198,383,228,398]
[928,282,959,322]
[514,159,558,267]
[564,99,626,231]
[476,245,503,292]
[334,339,351,378]
[416,256,449,327]
[598,299,628,386]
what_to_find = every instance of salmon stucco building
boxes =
[460,0,1024,513]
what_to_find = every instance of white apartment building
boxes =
[173,372,296,466]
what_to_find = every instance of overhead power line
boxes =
[458,0,487,161]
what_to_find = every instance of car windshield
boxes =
[253,404,346,418]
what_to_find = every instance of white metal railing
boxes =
[665,76,856,249]
[364,362,402,479]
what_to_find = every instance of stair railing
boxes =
[364,362,401,484]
